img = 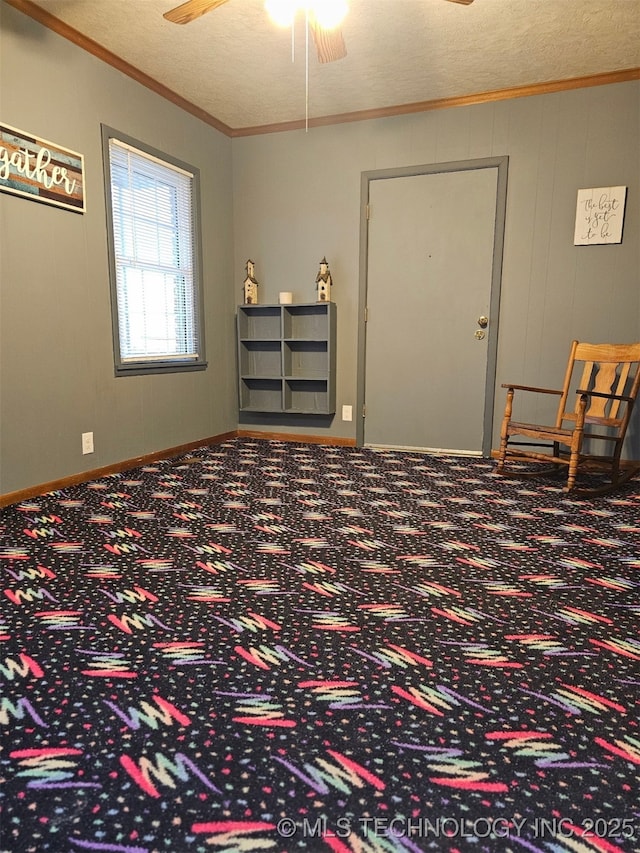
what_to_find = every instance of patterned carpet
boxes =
[1,438,639,853]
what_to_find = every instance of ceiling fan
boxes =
[163,0,475,65]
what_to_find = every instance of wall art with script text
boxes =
[0,122,85,213]
[574,186,626,246]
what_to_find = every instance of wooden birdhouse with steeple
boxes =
[316,257,333,303]
[243,259,259,304]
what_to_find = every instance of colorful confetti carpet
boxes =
[1,438,639,853]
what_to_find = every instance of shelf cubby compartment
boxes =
[239,378,283,412]
[283,303,329,340]
[284,379,331,414]
[239,340,282,377]
[283,340,328,378]
[237,305,281,341]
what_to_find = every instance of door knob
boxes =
[477,316,489,328]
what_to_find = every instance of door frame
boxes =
[355,156,509,455]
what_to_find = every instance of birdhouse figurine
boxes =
[243,259,259,304]
[316,257,333,303]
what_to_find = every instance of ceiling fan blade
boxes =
[445,0,475,5]
[163,0,230,25]
[310,23,347,64]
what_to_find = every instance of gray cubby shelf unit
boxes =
[237,302,336,414]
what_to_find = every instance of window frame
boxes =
[101,125,207,376]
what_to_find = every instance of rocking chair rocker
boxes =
[496,341,640,495]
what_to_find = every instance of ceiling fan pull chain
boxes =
[305,7,310,132]
[291,18,295,63]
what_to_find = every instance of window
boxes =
[102,126,206,374]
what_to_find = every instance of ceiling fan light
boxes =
[265,0,297,27]
[310,0,348,30]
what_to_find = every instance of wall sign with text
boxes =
[0,122,85,213]
[574,186,626,246]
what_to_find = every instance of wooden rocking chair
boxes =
[496,341,640,495]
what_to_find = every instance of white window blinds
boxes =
[108,138,200,364]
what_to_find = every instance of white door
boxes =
[362,164,504,454]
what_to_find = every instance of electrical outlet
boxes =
[82,432,94,455]
[342,405,353,422]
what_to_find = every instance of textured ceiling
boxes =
[9,0,640,132]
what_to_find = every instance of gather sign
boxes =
[0,122,85,213]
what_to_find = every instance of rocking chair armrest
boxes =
[501,383,563,396]
[576,389,635,403]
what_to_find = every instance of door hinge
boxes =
[364,306,369,323]
[362,404,366,418]
[365,203,371,220]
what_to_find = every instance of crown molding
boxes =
[231,67,640,137]
[3,0,233,136]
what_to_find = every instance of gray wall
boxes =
[233,82,640,450]
[0,4,237,495]
[1,2,639,496]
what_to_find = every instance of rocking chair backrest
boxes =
[557,341,640,436]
